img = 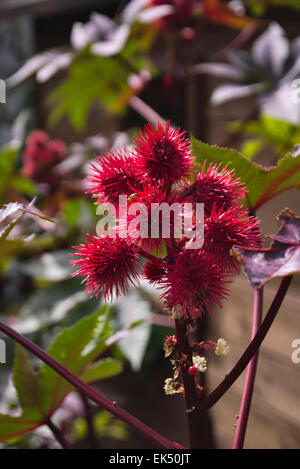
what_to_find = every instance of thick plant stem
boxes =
[199,276,292,411]
[175,318,202,449]
[129,96,166,125]
[232,287,263,449]
[46,418,73,449]
[0,320,184,450]
[80,394,98,449]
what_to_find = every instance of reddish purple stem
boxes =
[198,276,292,411]
[0,320,184,450]
[232,287,263,449]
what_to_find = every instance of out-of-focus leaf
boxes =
[48,36,153,129]
[93,411,128,441]
[15,250,72,282]
[191,136,300,211]
[0,202,55,256]
[91,24,130,57]
[252,22,289,78]
[202,0,257,29]
[292,144,300,157]
[12,346,41,417]
[193,62,242,80]
[196,22,300,123]
[260,82,300,125]
[211,83,262,105]
[14,279,95,334]
[7,52,60,87]
[80,358,122,383]
[11,177,36,197]
[241,139,263,160]
[238,209,300,287]
[115,289,152,371]
[0,238,27,258]
[0,306,115,442]
[242,114,300,156]
[0,203,22,225]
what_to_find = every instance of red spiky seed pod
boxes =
[134,122,193,186]
[181,162,246,214]
[87,148,140,205]
[143,260,167,284]
[161,249,230,319]
[70,232,141,300]
[204,203,261,255]
[123,182,178,252]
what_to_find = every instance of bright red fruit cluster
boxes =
[71,122,261,320]
[23,130,67,183]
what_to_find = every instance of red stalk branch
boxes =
[175,318,202,449]
[198,276,292,411]
[129,96,166,126]
[232,287,263,449]
[0,320,184,450]
[46,419,73,449]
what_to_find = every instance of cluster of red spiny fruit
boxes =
[71,122,261,320]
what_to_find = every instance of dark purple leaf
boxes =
[239,208,300,288]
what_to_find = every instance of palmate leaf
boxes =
[238,209,300,288]
[0,306,123,442]
[191,137,300,211]
[48,37,151,131]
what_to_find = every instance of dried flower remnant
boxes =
[215,338,230,356]
[192,355,208,373]
[164,378,184,395]
[164,335,177,358]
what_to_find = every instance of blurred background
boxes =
[0,0,299,449]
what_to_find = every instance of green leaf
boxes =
[191,136,300,211]
[12,346,42,416]
[241,139,263,160]
[93,411,128,441]
[15,279,98,335]
[81,358,122,383]
[243,114,300,156]
[38,306,112,412]
[0,306,118,443]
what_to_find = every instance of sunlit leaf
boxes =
[191,137,300,211]
[0,306,119,442]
